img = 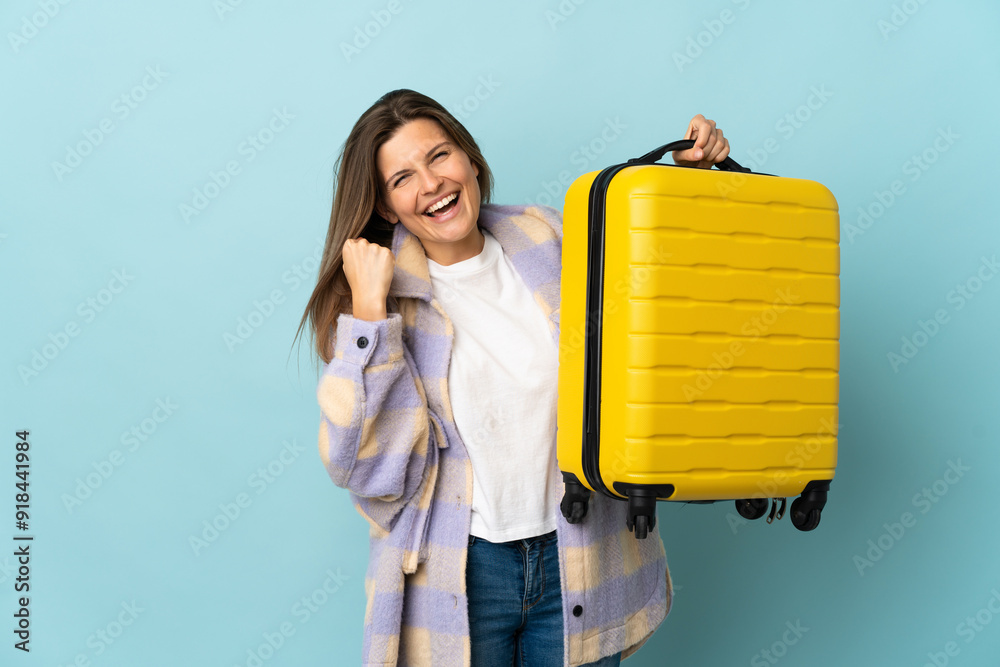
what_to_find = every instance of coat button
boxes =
[572,605,583,617]
[357,336,369,349]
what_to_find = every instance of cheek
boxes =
[388,190,412,217]
[467,169,481,198]
[460,163,479,189]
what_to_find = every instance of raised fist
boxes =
[342,237,394,321]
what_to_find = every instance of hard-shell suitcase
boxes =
[556,139,839,538]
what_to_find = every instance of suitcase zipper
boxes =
[581,162,631,498]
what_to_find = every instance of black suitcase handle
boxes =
[627,139,750,172]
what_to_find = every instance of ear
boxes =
[472,161,480,178]
[376,199,398,224]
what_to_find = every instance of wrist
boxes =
[352,296,387,322]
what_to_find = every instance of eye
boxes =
[432,150,448,161]
[392,174,408,188]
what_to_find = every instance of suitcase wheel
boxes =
[630,514,653,540]
[735,497,769,520]
[565,500,588,524]
[560,477,591,524]
[625,489,658,540]
[790,498,822,531]
[789,480,831,532]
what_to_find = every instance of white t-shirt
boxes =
[426,228,560,542]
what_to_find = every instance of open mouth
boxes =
[423,192,459,217]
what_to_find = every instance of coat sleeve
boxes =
[316,312,438,537]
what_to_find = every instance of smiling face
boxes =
[376,117,483,266]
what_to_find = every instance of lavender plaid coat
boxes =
[317,203,673,666]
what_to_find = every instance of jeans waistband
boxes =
[469,529,557,547]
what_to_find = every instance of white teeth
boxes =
[424,193,457,214]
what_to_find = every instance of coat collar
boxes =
[387,203,562,337]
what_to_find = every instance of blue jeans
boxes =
[466,531,622,667]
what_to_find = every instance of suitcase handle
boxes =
[627,139,750,172]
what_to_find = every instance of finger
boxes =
[675,115,705,162]
[703,133,728,164]
[673,148,696,164]
[673,143,703,164]
[714,137,731,164]
[683,137,715,166]
[700,131,718,162]
[693,118,715,150]
[687,116,717,161]
[683,114,704,141]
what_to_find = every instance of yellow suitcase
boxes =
[556,139,839,538]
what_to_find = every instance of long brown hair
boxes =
[292,89,495,366]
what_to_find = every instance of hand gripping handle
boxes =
[627,138,750,172]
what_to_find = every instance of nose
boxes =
[415,166,443,196]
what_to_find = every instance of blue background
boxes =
[2,0,998,665]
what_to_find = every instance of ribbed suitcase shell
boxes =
[557,164,839,507]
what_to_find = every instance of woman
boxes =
[295,89,730,666]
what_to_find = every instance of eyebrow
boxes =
[384,141,452,186]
